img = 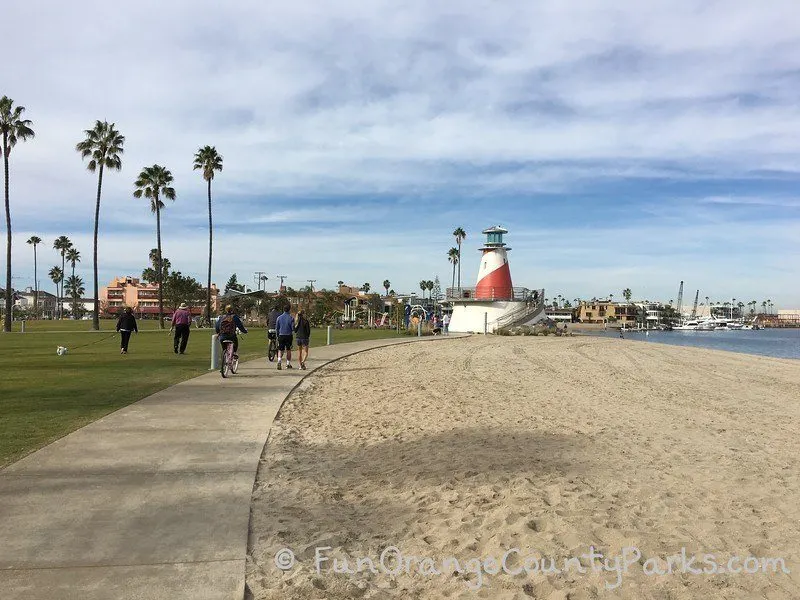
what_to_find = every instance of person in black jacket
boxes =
[116,306,138,354]
[294,309,311,370]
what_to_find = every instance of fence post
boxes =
[21,321,25,334]
[417,321,421,337]
[210,334,219,370]
[484,312,488,335]
[326,325,332,346]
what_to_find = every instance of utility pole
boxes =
[276,275,287,293]
[307,279,316,293]
[254,271,267,291]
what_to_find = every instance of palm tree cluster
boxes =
[1,93,224,331]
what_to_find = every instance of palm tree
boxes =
[447,247,459,295]
[48,266,62,318]
[362,282,370,294]
[623,288,632,303]
[193,145,223,324]
[66,248,81,280]
[1,96,35,332]
[53,236,72,319]
[65,275,85,318]
[76,120,124,330]
[134,165,176,328]
[419,280,427,300]
[426,280,434,300]
[452,227,466,291]
[337,280,344,288]
[383,279,390,296]
[26,235,41,316]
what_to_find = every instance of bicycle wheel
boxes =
[232,353,240,374]
[268,339,276,362]
[220,344,231,378]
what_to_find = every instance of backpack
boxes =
[219,314,236,335]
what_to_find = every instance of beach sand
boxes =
[246,335,800,599]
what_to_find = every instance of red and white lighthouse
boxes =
[475,225,513,300]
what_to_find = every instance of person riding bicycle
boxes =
[267,303,281,343]
[215,305,248,357]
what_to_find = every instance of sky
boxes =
[2,0,799,307]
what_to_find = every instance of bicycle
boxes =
[220,333,244,378]
[267,329,277,362]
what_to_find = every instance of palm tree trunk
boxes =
[60,254,66,320]
[3,133,11,332]
[33,244,38,317]
[156,200,164,329]
[456,240,462,291]
[206,177,212,325]
[92,165,104,330]
[451,262,455,293]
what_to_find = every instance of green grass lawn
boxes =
[0,322,405,467]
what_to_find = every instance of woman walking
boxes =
[294,308,311,370]
[116,306,138,354]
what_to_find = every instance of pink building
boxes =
[100,276,219,317]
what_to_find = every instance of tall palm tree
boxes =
[26,235,41,317]
[134,165,176,328]
[66,247,81,280]
[65,275,85,318]
[419,280,427,300]
[447,247,459,294]
[1,96,35,332]
[452,227,466,291]
[193,145,223,324]
[426,280,434,300]
[53,236,72,319]
[623,288,632,303]
[76,120,124,330]
[337,280,344,288]
[383,279,390,296]
[48,266,62,318]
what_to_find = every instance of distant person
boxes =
[267,303,281,349]
[275,305,295,370]
[619,329,625,339]
[116,307,138,355]
[294,308,311,370]
[443,313,450,334]
[215,305,248,358]
[170,302,192,354]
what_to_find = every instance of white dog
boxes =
[56,346,68,356]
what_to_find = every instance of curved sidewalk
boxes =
[0,334,465,600]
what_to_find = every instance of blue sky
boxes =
[2,0,799,306]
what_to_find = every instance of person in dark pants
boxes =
[170,302,192,354]
[116,307,138,354]
[294,309,311,370]
[275,305,295,370]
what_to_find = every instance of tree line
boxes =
[1,94,222,332]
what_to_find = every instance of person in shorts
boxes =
[267,303,281,344]
[294,308,311,370]
[275,305,295,370]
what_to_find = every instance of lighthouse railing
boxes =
[444,286,538,302]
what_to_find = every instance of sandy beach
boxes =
[246,335,800,599]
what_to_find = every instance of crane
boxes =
[676,281,684,316]
[691,290,699,319]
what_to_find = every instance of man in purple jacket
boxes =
[170,302,193,354]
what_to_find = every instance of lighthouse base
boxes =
[448,300,545,334]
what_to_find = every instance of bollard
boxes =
[417,321,421,337]
[326,325,332,346]
[210,334,220,370]
[21,321,25,334]
[484,312,488,335]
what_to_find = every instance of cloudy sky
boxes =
[3,0,799,306]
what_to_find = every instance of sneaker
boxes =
[120,349,124,354]
[286,363,293,369]
[301,363,307,370]
[277,363,282,370]
[174,348,178,354]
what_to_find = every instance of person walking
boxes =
[116,306,138,354]
[443,312,450,335]
[170,302,192,354]
[275,304,295,370]
[294,308,311,370]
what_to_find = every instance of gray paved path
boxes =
[0,334,465,600]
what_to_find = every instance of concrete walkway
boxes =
[0,335,464,600]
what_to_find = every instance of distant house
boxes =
[100,276,220,317]
[15,287,58,317]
